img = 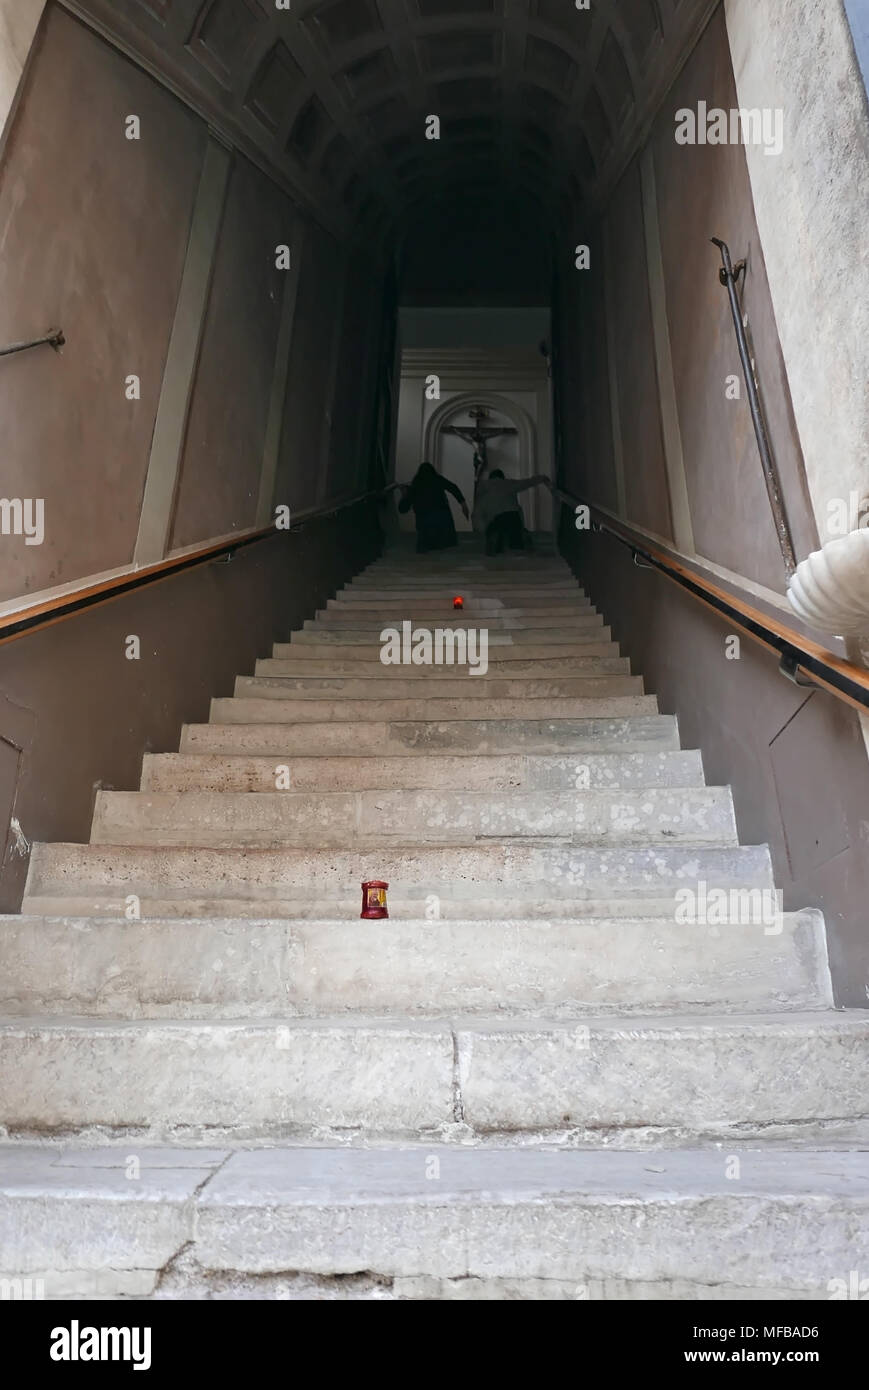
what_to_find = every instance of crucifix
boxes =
[441,406,518,498]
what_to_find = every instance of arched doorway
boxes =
[423,392,543,532]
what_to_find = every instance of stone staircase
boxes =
[1,537,867,1299]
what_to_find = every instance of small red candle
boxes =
[361,880,389,919]
[453,595,464,610]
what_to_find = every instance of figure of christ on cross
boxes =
[441,406,518,500]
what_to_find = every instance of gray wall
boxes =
[648,7,818,589]
[0,5,205,599]
[0,4,386,904]
[554,4,866,1004]
[399,308,551,350]
[0,504,381,912]
[0,3,385,593]
[170,154,292,549]
[561,517,869,1008]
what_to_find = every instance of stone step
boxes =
[322,610,598,626]
[360,560,570,573]
[180,715,680,757]
[0,1010,864,1138]
[90,786,737,849]
[324,599,594,616]
[3,531,855,1304]
[23,841,775,919]
[307,612,598,630]
[0,912,830,1019]
[233,675,644,702]
[348,569,574,581]
[290,625,604,645]
[364,550,563,560]
[2,1144,866,1300]
[348,580,577,591]
[3,1144,865,1300]
[141,749,705,793]
[350,564,573,578]
[19,895,779,922]
[270,642,620,666]
[347,568,575,577]
[212,695,658,726]
[279,641,618,663]
[348,568,574,581]
[353,583,577,592]
[257,653,623,676]
[336,588,585,603]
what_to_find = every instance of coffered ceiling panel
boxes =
[341,45,399,98]
[418,29,499,71]
[132,0,171,20]
[619,0,664,63]
[246,40,303,131]
[524,33,576,90]
[416,0,498,16]
[596,30,634,120]
[305,0,382,49]
[68,0,719,237]
[186,0,266,86]
[288,93,331,163]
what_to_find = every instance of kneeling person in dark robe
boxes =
[398,462,469,553]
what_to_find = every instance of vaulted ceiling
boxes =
[69,0,717,237]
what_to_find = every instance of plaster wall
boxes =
[725,0,869,543]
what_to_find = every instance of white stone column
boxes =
[0,0,45,147]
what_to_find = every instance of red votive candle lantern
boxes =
[361,880,389,919]
[453,595,464,610]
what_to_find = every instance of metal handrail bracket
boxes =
[0,329,65,359]
[712,238,796,576]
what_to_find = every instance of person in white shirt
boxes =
[473,469,549,555]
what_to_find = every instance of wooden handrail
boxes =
[552,486,869,716]
[0,486,392,648]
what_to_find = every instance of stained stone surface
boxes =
[3,1145,868,1299]
[2,544,867,1297]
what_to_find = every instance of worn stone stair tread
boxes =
[0,912,831,1018]
[272,640,616,660]
[0,1011,866,1140]
[305,617,600,633]
[322,600,594,614]
[258,653,623,674]
[140,749,705,793]
[6,538,860,1296]
[233,675,644,701]
[24,841,774,908]
[179,715,680,756]
[90,786,738,849]
[210,695,659,724]
[311,605,596,621]
[290,626,605,644]
[18,894,779,921]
